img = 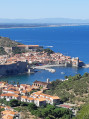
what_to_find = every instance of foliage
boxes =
[45,73,89,104]
[9,99,20,107]
[20,102,29,106]
[0,99,10,106]
[0,36,22,47]
[0,98,72,119]
[28,103,37,111]
[12,47,26,54]
[0,47,7,55]
[44,48,54,54]
[0,108,5,112]
[75,103,89,119]
[28,103,72,119]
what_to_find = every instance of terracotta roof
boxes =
[59,104,71,109]
[17,45,39,47]
[21,96,27,99]
[2,115,13,119]
[0,106,4,109]
[12,94,19,98]
[21,90,27,93]
[34,98,46,102]
[27,97,34,100]
[2,110,18,115]
[1,93,12,97]
[50,96,60,100]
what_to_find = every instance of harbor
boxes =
[32,64,66,73]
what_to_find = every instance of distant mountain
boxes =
[0,18,89,24]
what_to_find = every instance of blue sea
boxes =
[0,25,89,84]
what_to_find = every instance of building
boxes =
[27,97,34,103]
[34,98,46,107]
[21,96,28,102]
[17,45,43,52]
[33,79,51,89]
[0,93,20,101]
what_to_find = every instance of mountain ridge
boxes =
[0,18,89,23]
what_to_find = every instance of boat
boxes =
[61,72,65,74]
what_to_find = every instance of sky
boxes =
[0,0,89,19]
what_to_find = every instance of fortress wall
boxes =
[0,61,29,76]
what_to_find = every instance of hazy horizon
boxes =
[0,18,89,24]
[0,0,89,20]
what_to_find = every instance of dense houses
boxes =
[0,81,60,107]
[0,47,82,67]
[0,80,61,118]
[0,105,19,119]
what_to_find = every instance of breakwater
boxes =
[32,64,66,73]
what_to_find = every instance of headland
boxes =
[0,36,85,77]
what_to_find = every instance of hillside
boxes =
[0,36,22,47]
[0,36,27,55]
[74,103,89,119]
[44,73,89,106]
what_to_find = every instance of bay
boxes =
[0,26,89,84]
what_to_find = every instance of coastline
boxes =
[32,64,66,69]
[82,64,89,68]
[32,63,89,70]
[0,24,89,29]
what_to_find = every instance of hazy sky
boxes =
[0,0,89,19]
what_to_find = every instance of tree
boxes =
[20,102,28,106]
[83,72,89,77]
[65,76,68,79]
[44,48,54,54]
[28,103,37,111]
[9,99,19,107]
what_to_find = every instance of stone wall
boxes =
[0,61,30,76]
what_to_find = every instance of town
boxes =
[0,79,61,119]
[0,44,84,77]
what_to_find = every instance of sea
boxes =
[0,25,89,84]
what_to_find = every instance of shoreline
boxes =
[82,64,89,68]
[32,64,66,69]
[32,64,89,70]
[0,24,89,29]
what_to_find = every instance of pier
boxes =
[33,65,56,73]
[82,64,89,68]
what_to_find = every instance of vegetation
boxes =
[0,36,25,55]
[0,47,7,55]
[2,73,89,118]
[0,36,54,55]
[28,103,73,119]
[0,108,5,118]
[44,73,89,105]
[30,89,40,94]
[74,103,89,119]
[0,98,73,119]
[44,48,54,54]
[9,99,21,107]
[12,47,26,54]
[0,36,22,47]
[0,99,28,107]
